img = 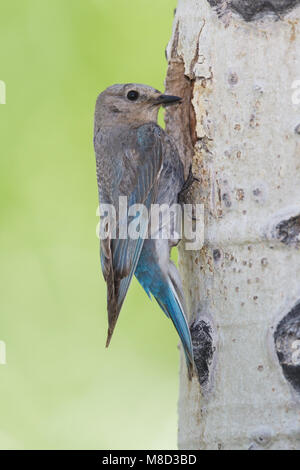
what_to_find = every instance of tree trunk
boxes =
[164,0,300,450]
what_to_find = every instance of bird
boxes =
[93,83,194,377]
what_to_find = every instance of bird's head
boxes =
[94,83,181,128]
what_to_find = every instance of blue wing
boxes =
[99,123,163,346]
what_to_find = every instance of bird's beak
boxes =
[154,94,182,106]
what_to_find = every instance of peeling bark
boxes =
[164,24,196,177]
[165,0,300,450]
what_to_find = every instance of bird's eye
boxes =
[127,90,139,101]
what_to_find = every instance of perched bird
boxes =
[94,83,194,376]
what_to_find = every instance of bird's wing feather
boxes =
[98,123,163,345]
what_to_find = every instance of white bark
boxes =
[165,0,300,450]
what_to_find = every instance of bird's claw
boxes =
[178,164,199,202]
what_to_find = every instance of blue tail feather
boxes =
[135,249,194,377]
[154,283,194,377]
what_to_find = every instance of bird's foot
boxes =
[178,164,200,203]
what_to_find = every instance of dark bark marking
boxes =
[213,249,222,261]
[190,320,214,386]
[228,72,239,85]
[207,0,300,21]
[275,214,300,246]
[274,301,300,393]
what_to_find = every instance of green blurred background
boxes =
[0,0,179,450]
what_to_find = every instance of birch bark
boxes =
[164,0,300,450]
